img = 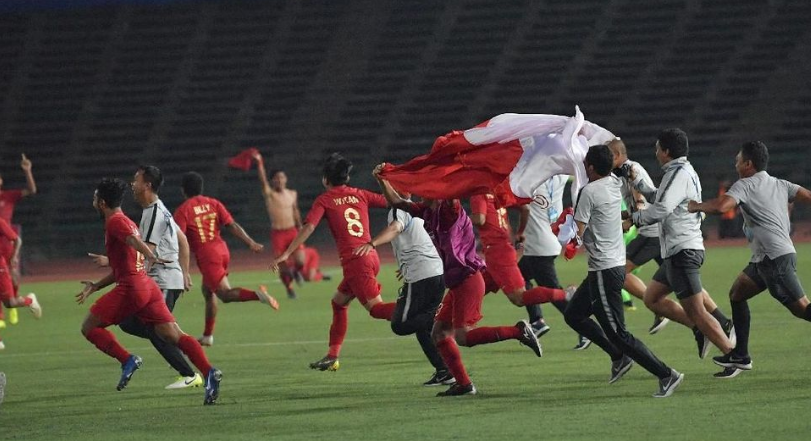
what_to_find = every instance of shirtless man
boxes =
[254,152,305,299]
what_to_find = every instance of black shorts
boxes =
[744,254,805,306]
[652,249,704,299]
[393,274,445,323]
[626,235,663,267]
[518,255,561,289]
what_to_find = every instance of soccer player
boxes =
[374,166,543,397]
[253,152,305,298]
[174,172,278,346]
[688,141,811,378]
[469,193,569,326]
[0,154,36,327]
[517,175,590,350]
[607,139,669,334]
[271,153,397,372]
[353,198,453,386]
[300,246,330,282]
[624,129,734,359]
[77,178,222,405]
[0,217,41,349]
[88,166,202,389]
[564,145,684,398]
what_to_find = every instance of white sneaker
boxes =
[26,293,42,319]
[564,285,577,302]
[198,335,214,346]
[165,373,203,390]
[0,340,5,350]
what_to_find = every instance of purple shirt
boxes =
[410,200,485,289]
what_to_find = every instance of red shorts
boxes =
[0,259,13,301]
[270,227,303,258]
[482,243,525,294]
[435,271,485,328]
[89,278,175,326]
[337,253,381,304]
[196,245,230,292]
[303,247,322,281]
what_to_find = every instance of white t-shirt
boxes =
[388,208,444,283]
[523,175,568,257]
[140,199,184,290]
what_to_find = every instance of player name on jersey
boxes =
[332,196,360,206]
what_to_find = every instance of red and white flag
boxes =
[380,106,614,206]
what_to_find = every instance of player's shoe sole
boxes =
[436,383,477,397]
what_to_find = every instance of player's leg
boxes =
[153,321,221,404]
[642,264,694,327]
[82,290,142,390]
[432,314,475,396]
[310,290,353,371]
[199,285,217,346]
[272,229,299,296]
[390,276,450,385]
[712,267,764,374]
[214,275,278,309]
[348,253,394,320]
[563,278,623,358]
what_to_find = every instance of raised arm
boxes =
[373,164,414,211]
[20,154,37,196]
[254,151,272,197]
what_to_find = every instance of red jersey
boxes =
[105,211,146,283]
[0,189,23,222]
[304,185,387,263]
[0,218,18,263]
[470,193,512,248]
[174,195,234,254]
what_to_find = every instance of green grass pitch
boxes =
[1,244,810,440]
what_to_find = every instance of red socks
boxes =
[521,286,565,305]
[86,328,130,364]
[465,326,522,346]
[328,300,348,358]
[204,318,215,337]
[238,289,260,302]
[177,334,212,376]
[435,337,471,386]
[369,302,395,321]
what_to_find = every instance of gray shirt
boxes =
[632,157,704,259]
[726,171,799,262]
[388,208,444,283]
[523,175,567,257]
[574,175,626,271]
[140,199,184,290]
[619,160,659,238]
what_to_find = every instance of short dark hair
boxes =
[137,165,164,194]
[740,141,769,171]
[96,177,128,209]
[323,153,352,186]
[585,145,614,177]
[269,169,284,178]
[182,172,204,197]
[657,128,689,158]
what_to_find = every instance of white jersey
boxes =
[575,175,626,271]
[388,208,443,283]
[726,171,799,262]
[139,198,184,290]
[523,175,568,257]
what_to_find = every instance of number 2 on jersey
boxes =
[344,208,364,237]
[194,213,218,242]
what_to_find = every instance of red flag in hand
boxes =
[551,207,574,235]
[228,148,260,171]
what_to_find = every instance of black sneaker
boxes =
[516,320,543,357]
[309,356,340,371]
[713,367,744,379]
[286,287,297,300]
[723,320,737,348]
[322,274,333,281]
[436,383,477,397]
[693,328,710,359]
[573,335,592,351]
[652,369,684,398]
[530,320,551,338]
[648,316,670,335]
[609,356,634,384]
[712,353,752,370]
[423,370,456,387]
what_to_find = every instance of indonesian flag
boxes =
[380,106,614,206]
[228,147,259,171]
